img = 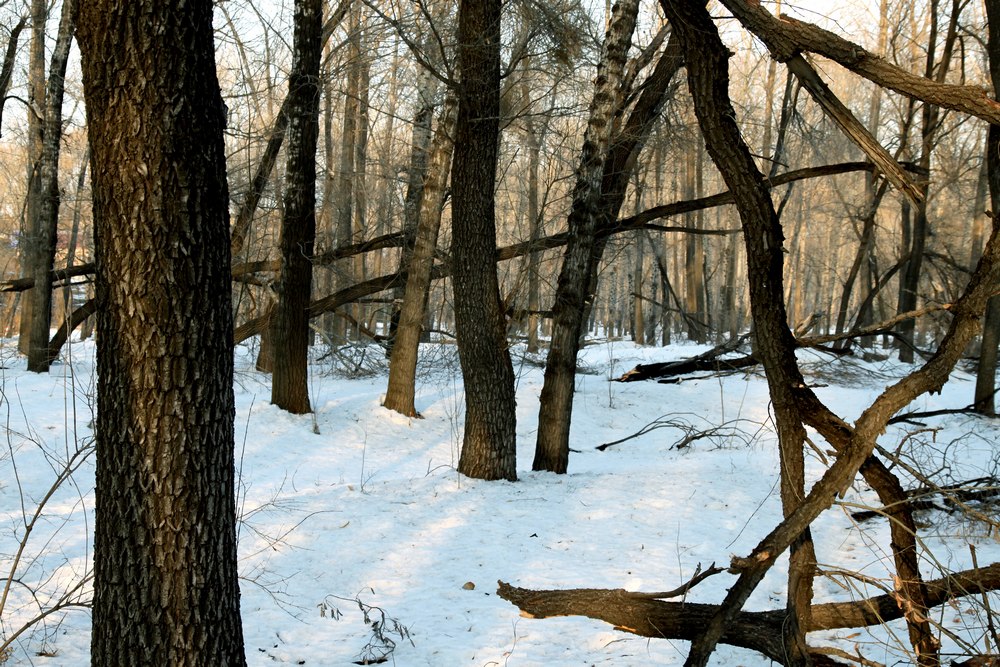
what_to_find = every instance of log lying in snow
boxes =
[498,562,1000,665]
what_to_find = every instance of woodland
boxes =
[2,0,1000,665]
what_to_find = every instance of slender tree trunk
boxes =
[525,113,543,354]
[897,0,959,362]
[18,0,46,354]
[335,5,361,341]
[0,18,26,134]
[351,44,370,333]
[975,0,1000,415]
[270,0,323,415]
[383,95,456,417]
[534,0,640,473]
[26,0,76,372]
[452,0,517,481]
[78,0,246,662]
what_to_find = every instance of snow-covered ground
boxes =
[2,335,998,665]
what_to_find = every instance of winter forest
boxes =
[4,0,1000,664]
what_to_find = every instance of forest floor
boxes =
[2,335,999,666]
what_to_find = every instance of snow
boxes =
[2,335,999,665]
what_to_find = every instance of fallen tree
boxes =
[497,561,1000,666]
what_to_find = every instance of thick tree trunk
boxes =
[270,0,323,415]
[77,0,246,662]
[383,95,456,417]
[533,0,641,474]
[452,0,517,481]
[26,0,76,372]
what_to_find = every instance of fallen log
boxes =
[498,561,1000,665]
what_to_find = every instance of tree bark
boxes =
[452,0,517,481]
[77,0,246,662]
[270,0,323,415]
[533,0,643,473]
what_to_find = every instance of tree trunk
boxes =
[452,0,517,481]
[525,111,543,353]
[383,95,457,417]
[270,0,323,415]
[387,54,438,355]
[662,1,814,661]
[26,0,76,372]
[897,0,960,363]
[533,0,640,474]
[18,0,46,354]
[335,5,361,342]
[976,0,1000,416]
[77,0,246,662]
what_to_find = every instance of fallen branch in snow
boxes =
[614,304,960,384]
[498,562,1000,666]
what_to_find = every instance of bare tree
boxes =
[25,0,77,372]
[451,0,517,481]
[270,0,324,414]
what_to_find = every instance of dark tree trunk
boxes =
[975,0,1000,416]
[533,0,642,474]
[270,0,323,415]
[452,0,517,481]
[26,0,76,372]
[383,95,456,417]
[77,0,246,663]
[0,18,26,137]
[662,1,815,662]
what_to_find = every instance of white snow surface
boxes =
[2,336,999,666]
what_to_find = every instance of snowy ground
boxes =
[2,335,999,666]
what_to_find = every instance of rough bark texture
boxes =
[26,0,76,372]
[452,0,517,481]
[77,0,246,663]
[383,95,456,417]
[270,0,323,415]
[534,0,640,474]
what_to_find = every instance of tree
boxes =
[975,0,1000,415]
[17,0,45,355]
[25,0,77,372]
[533,0,640,474]
[383,94,456,417]
[270,0,324,415]
[76,0,247,663]
[451,0,517,481]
